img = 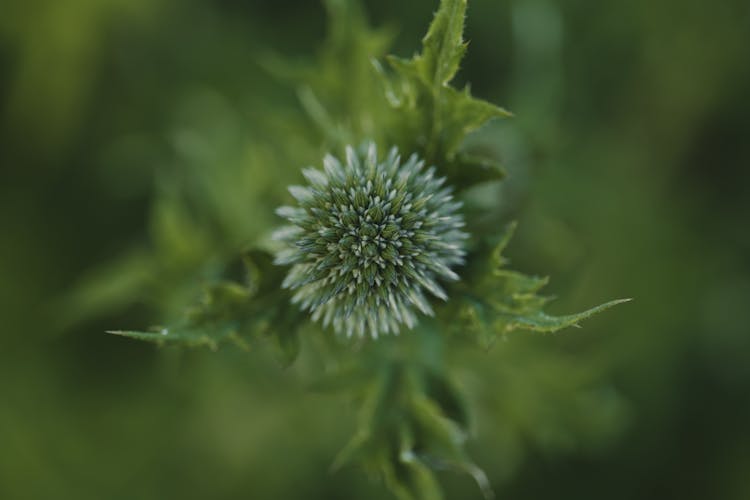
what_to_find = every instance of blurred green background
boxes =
[1,0,749,498]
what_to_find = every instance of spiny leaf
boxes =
[332,357,488,500]
[107,250,305,365]
[448,222,630,344]
[503,298,633,333]
[438,86,511,160]
[107,325,233,350]
[446,152,506,191]
[418,0,467,87]
[380,0,511,189]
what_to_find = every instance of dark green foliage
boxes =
[98,0,625,498]
[4,0,749,498]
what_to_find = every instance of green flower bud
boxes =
[274,142,467,338]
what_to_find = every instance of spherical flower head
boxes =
[273,142,468,338]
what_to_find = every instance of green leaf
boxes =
[438,86,511,159]
[446,153,506,191]
[416,0,467,87]
[503,299,633,333]
[332,358,489,500]
[380,0,511,188]
[448,222,630,345]
[108,250,305,365]
[107,325,237,350]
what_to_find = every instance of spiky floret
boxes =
[273,142,468,338]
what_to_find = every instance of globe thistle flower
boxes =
[273,142,468,338]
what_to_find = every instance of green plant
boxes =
[99,0,627,498]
